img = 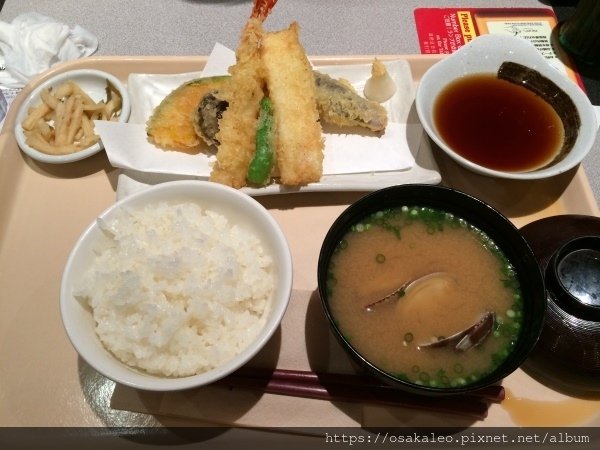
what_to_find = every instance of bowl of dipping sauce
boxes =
[61,180,292,391]
[317,184,546,395]
[416,34,597,180]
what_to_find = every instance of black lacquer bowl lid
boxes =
[520,214,600,393]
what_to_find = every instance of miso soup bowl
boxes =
[416,34,598,180]
[317,184,546,395]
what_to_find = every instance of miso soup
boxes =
[326,206,523,388]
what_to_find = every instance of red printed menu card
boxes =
[414,8,582,86]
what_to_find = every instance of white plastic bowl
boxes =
[60,180,293,391]
[15,69,131,164]
[416,34,598,180]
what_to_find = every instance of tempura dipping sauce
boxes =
[433,74,564,172]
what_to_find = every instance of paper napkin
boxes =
[0,12,98,88]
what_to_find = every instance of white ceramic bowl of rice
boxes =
[60,180,292,391]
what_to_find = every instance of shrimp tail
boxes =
[251,0,279,20]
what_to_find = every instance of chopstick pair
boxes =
[216,368,504,420]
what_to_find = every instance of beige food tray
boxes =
[1,56,599,429]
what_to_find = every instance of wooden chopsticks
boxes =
[215,368,504,420]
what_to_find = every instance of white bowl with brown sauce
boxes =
[317,184,546,395]
[14,69,130,164]
[416,34,597,180]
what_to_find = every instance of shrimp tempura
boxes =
[210,18,266,188]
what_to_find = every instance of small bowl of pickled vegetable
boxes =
[317,184,546,395]
[15,69,130,164]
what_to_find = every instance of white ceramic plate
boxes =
[60,180,293,391]
[15,69,131,164]
[416,34,598,180]
[120,60,441,197]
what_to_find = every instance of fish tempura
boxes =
[314,71,388,132]
[261,22,324,185]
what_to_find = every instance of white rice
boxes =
[74,201,274,377]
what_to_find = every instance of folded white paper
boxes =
[95,121,211,177]
[322,123,421,174]
[97,120,420,177]
[0,12,98,88]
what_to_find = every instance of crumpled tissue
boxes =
[0,12,98,88]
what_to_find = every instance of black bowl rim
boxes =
[547,235,600,321]
[317,184,546,395]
